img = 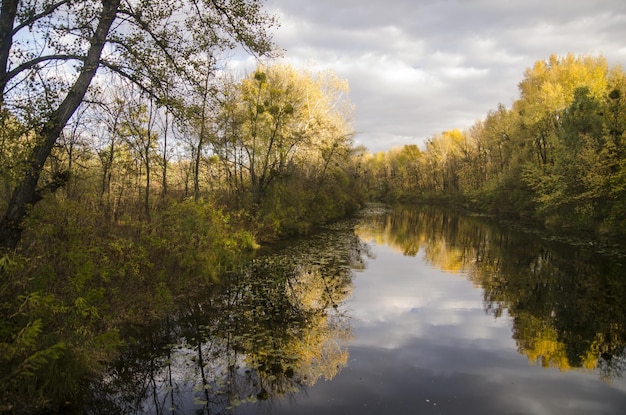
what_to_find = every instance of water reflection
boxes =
[87,205,626,414]
[355,205,626,380]
[87,222,368,414]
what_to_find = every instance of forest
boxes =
[1,0,625,412]
[0,1,364,412]
[366,54,626,237]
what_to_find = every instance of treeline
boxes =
[1,63,362,241]
[366,54,626,236]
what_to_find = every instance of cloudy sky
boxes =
[240,0,626,152]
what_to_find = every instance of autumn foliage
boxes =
[366,54,626,236]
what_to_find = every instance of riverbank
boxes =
[82,202,626,414]
[379,192,626,261]
[0,193,366,414]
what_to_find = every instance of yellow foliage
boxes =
[515,314,572,371]
[517,53,609,117]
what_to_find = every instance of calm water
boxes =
[89,204,626,414]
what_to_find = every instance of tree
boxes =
[0,0,277,250]
[366,53,626,228]
[118,93,158,220]
[214,64,355,212]
[515,54,609,168]
[422,129,464,193]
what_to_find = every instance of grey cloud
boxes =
[264,0,626,151]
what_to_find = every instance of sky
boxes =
[233,0,626,153]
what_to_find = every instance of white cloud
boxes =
[258,0,626,152]
[345,243,516,350]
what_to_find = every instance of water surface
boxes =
[91,204,626,414]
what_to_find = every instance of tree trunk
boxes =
[161,110,169,199]
[0,0,121,251]
[0,0,19,102]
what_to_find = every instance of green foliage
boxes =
[0,195,262,412]
[0,255,75,413]
[149,200,259,280]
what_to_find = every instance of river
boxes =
[86,204,626,414]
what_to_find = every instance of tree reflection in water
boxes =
[83,205,626,413]
[355,204,626,382]
[86,221,370,414]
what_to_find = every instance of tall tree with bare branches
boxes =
[0,0,277,250]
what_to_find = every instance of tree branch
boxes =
[0,0,122,251]
[3,54,84,84]
[11,0,74,36]
[115,6,187,77]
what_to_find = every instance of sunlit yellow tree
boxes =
[213,63,358,233]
